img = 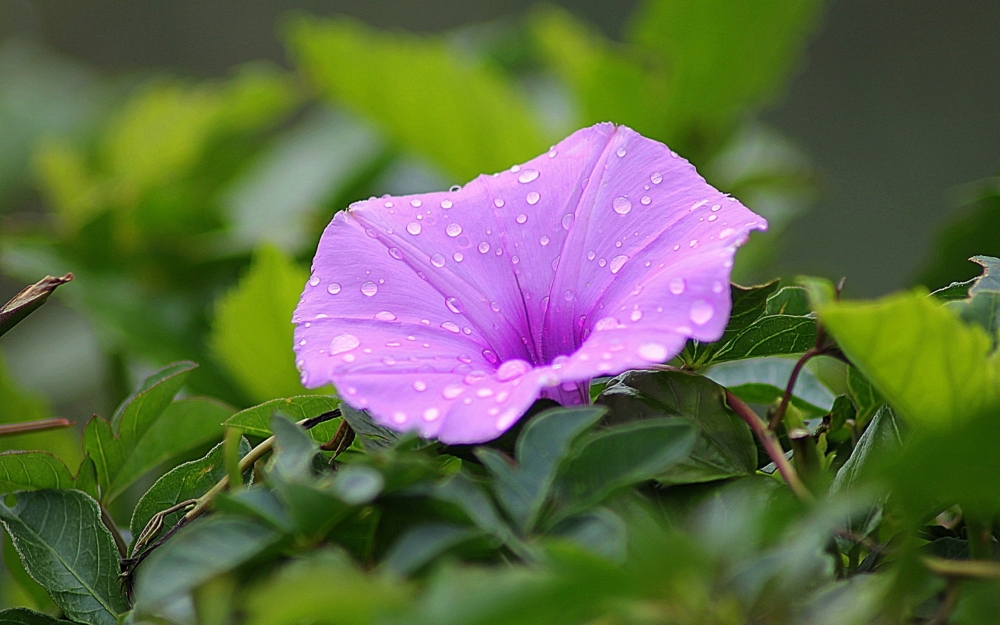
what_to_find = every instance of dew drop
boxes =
[441,321,460,333]
[446,223,462,237]
[375,311,396,321]
[423,407,440,421]
[711,204,721,212]
[616,146,627,157]
[329,333,360,355]
[478,241,490,253]
[384,201,393,208]
[342,354,355,363]
[551,256,560,271]
[412,380,427,392]
[493,198,505,208]
[669,278,685,295]
[540,296,549,311]
[392,411,407,424]
[630,309,643,322]
[410,199,422,207]
[442,385,464,399]
[613,196,632,215]
[406,222,421,235]
[518,169,539,183]
[640,196,651,205]
[440,199,453,209]
[563,290,575,301]
[539,235,550,246]
[516,213,527,224]
[708,214,718,222]
[388,248,403,260]
[490,301,500,312]
[497,359,531,381]
[712,281,724,293]
[548,149,557,158]
[595,317,620,331]
[445,297,463,314]
[650,171,663,184]
[587,251,596,261]
[309,276,320,287]
[638,343,668,362]
[327,283,341,295]
[482,349,499,364]
[610,255,628,274]
[598,258,607,267]
[431,253,446,268]
[496,408,519,431]
[361,281,378,296]
[689,239,698,248]
[450,184,462,192]
[561,213,575,230]
[690,300,715,325]
[453,252,464,262]
[476,387,494,398]
[381,356,396,366]
[526,191,540,205]
[720,228,736,238]
[511,255,520,265]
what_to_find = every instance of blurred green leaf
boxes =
[0,608,73,625]
[476,405,605,533]
[918,178,1000,290]
[129,438,252,552]
[950,291,1000,349]
[269,414,319,483]
[134,515,281,611]
[830,405,903,495]
[225,396,341,442]
[339,404,400,451]
[111,360,197,448]
[705,356,835,415]
[0,490,127,625]
[215,486,293,533]
[846,367,883,427]
[0,355,79,463]
[598,370,756,485]
[0,452,74,493]
[210,245,309,403]
[820,291,999,428]
[382,523,487,576]
[288,16,549,181]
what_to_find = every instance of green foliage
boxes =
[0,452,74,493]
[918,178,1000,290]
[225,395,341,441]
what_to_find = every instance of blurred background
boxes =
[0,0,998,435]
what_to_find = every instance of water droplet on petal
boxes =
[511,255,520,265]
[375,311,396,321]
[496,359,531,382]
[587,251,596,260]
[482,349,498,364]
[493,198,505,208]
[309,276,320,287]
[690,300,715,325]
[630,309,643,322]
[490,301,500,312]
[540,296,549,311]
[478,241,490,254]
[712,281,724,294]
[392,411,407,424]
[638,343,667,362]
[720,228,736,238]
[616,146,627,157]
[650,172,663,184]
[423,407,440,421]
[640,196,651,205]
[516,213,527,224]
[669,278,685,295]
[689,239,698,248]
[431,253,446,268]
[595,317,620,330]
[563,290,575,301]
[413,380,427,392]
[361,281,378,296]
[329,333,360,355]
[441,321,460,333]
[450,184,462,192]
[526,191,540,205]
[446,297,463,314]
[562,214,575,230]
[384,201,393,208]
[711,204,721,212]
[441,199,453,209]
[327,283,341,295]
[613,196,632,215]
[388,248,403,260]
[551,256,560,271]
[410,199,422,207]
[518,169,539,183]
[610,255,628,274]
[446,223,462,237]
[406,222,421,235]
[539,235,550,246]
[708,214,718,222]
[453,252,463,262]
[476,387,494,398]
[442,385,464,399]
[598,258,607,267]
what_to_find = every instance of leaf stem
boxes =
[725,389,813,503]
[767,346,822,431]
[0,418,74,437]
[100,505,127,558]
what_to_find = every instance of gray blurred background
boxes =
[3,0,997,296]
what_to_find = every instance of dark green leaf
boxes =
[382,523,486,576]
[109,397,234,501]
[476,405,605,533]
[81,416,124,502]
[598,370,757,485]
[225,396,341,442]
[970,255,1000,295]
[111,361,197,449]
[765,286,811,316]
[931,279,977,301]
[548,508,628,562]
[846,367,883,427]
[685,281,779,365]
[0,490,128,625]
[0,608,73,625]
[831,405,904,495]
[3,532,55,612]
[711,314,817,363]
[340,404,400,451]
[328,465,384,506]
[130,438,252,551]
[433,472,512,540]
[0,275,73,339]
[134,516,281,610]
[269,414,319,482]
[0,452,74,493]
[215,486,293,532]
[556,418,696,512]
[705,356,835,415]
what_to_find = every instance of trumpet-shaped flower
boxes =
[293,123,766,443]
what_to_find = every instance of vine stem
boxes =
[725,389,813,503]
[767,347,822,431]
[0,418,73,437]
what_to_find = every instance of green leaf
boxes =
[287,16,549,181]
[215,487,293,532]
[269,414,319,482]
[970,255,1000,295]
[0,608,73,625]
[597,370,756,485]
[111,360,197,449]
[433,472,512,540]
[130,438,252,551]
[340,404,400,451]
[0,274,73,338]
[382,523,486,576]
[556,418,696,512]
[831,405,904,495]
[765,286,811,316]
[820,291,1000,428]
[134,516,281,610]
[225,396,341,442]
[0,452,74,493]
[626,0,823,144]
[705,356,835,415]
[846,367,883,427]
[684,281,780,365]
[81,416,124,501]
[0,490,128,625]
[476,406,605,533]
[108,397,234,501]
[3,532,56,611]
[210,245,310,403]
[950,291,1000,349]
[710,314,817,363]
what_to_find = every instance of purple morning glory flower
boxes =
[293,123,766,444]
